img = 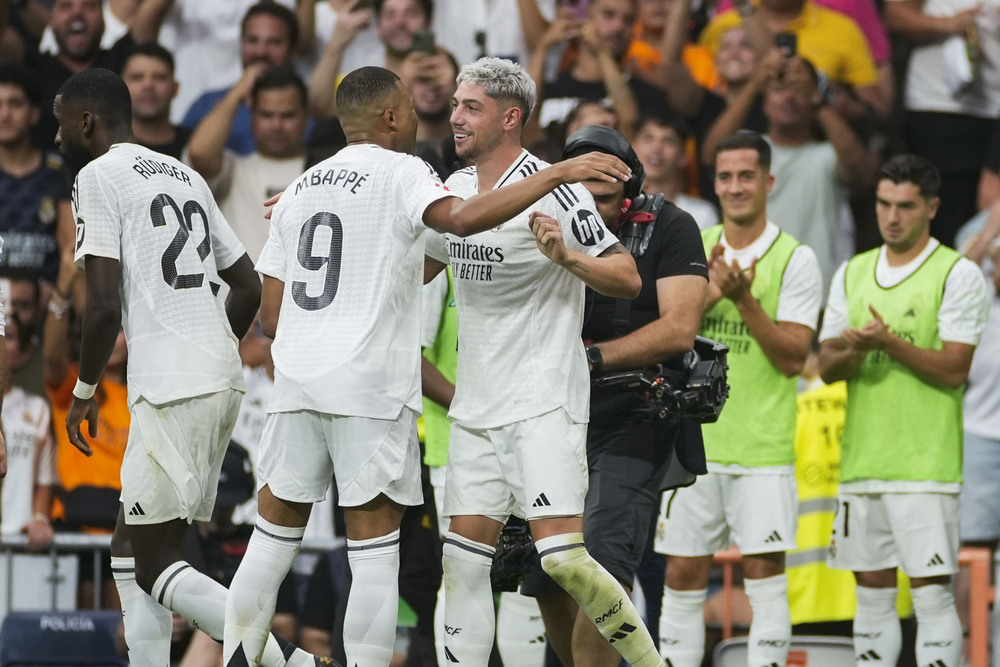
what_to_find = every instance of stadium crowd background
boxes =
[0,0,997,665]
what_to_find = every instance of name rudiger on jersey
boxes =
[294,166,369,196]
[131,155,193,187]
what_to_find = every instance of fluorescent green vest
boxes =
[840,245,964,484]
[699,225,800,466]
[421,268,457,468]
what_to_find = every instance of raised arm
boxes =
[130,0,174,44]
[188,65,264,180]
[885,0,978,45]
[641,0,705,118]
[423,152,632,236]
[307,1,372,119]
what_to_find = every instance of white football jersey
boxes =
[257,143,455,418]
[1,386,54,535]
[428,149,617,429]
[72,143,245,406]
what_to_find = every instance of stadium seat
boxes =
[0,610,127,666]
[712,635,856,667]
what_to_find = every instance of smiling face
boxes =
[450,81,508,163]
[714,147,772,227]
[875,179,936,254]
[716,27,757,87]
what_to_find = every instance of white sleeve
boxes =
[73,166,122,267]
[421,270,449,348]
[399,156,458,232]
[938,257,990,345]
[819,261,850,342]
[775,244,823,330]
[255,203,287,281]
[555,183,617,257]
[424,229,450,265]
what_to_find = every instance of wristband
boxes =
[48,296,70,319]
[73,379,97,400]
[32,512,50,525]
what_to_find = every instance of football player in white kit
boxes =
[57,69,326,667]
[425,57,665,667]
[221,65,634,667]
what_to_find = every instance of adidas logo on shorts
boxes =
[857,649,883,661]
[127,502,145,517]
[926,553,945,567]
[763,530,782,544]
[532,493,552,508]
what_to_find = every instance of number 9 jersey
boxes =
[72,143,246,406]
[256,143,456,419]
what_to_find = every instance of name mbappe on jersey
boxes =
[294,165,369,195]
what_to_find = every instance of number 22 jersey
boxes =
[256,143,455,419]
[72,143,245,406]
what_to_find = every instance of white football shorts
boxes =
[443,407,588,523]
[828,491,959,577]
[653,469,797,556]
[121,389,242,525]
[257,407,423,508]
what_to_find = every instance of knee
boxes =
[134,563,161,596]
[539,544,587,587]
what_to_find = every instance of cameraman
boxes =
[521,124,708,667]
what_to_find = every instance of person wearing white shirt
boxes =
[221,64,634,667]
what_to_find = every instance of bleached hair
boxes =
[456,57,536,126]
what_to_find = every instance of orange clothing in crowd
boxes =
[626,36,722,93]
[47,366,129,533]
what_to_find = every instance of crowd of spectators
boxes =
[0,0,998,665]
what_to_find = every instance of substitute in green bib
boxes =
[653,130,823,667]
[818,154,990,667]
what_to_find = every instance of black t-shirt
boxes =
[25,33,136,150]
[540,71,669,127]
[138,125,193,162]
[583,200,708,344]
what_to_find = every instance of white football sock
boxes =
[150,560,311,667]
[224,517,304,666]
[111,556,172,666]
[911,584,962,667]
[658,586,707,667]
[744,574,791,667]
[344,530,401,667]
[854,585,902,665]
[442,532,497,665]
[536,533,663,667]
[496,590,547,666]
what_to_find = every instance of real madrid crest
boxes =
[38,197,56,226]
